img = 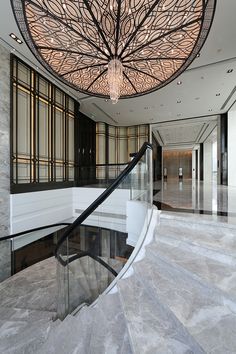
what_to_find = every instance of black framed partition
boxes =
[11,55,76,193]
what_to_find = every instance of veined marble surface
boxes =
[0,43,11,281]
[153,178,236,224]
[1,211,236,353]
[134,255,236,354]
[0,257,57,312]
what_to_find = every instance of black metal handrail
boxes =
[60,251,118,277]
[1,223,71,242]
[81,163,128,167]
[55,142,152,258]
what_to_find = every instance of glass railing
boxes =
[56,142,153,318]
[77,163,128,187]
[0,223,71,279]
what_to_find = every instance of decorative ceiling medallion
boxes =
[11,0,216,102]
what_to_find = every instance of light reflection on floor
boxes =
[153,178,236,224]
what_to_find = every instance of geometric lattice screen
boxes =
[11,56,75,188]
[11,0,216,99]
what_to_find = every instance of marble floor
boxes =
[153,178,236,224]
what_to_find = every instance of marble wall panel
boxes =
[0,44,11,281]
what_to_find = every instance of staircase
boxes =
[1,211,236,353]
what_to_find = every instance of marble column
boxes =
[0,44,11,281]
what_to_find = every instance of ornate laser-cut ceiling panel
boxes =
[11,0,216,99]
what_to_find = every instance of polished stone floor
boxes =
[153,178,236,224]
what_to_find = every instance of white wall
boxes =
[11,188,73,233]
[73,187,130,233]
[11,187,131,234]
[192,150,196,179]
[228,103,236,186]
[203,141,213,183]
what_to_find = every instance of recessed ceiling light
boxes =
[9,32,23,44]
[196,53,200,57]
[177,100,181,103]
[227,69,233,73]
[105,99,108,102]
[177,81,182,85]
[216,93,220,96]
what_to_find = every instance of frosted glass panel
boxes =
[55,109,64,160]
[38,100,49,159]
[39,163,49,182]
[17,90,30,156]
[18,62,31,86]
[39,77,49,97]
[68,117,74,162]
[17,162,31,183]
[109,137,116,163]
[55,89,64,106]
[118,139,128,163]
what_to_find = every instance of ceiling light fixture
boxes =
[177,100,182,103]
[11,0,216,104]
[227,69,233,73]
[216,93,220,96]
[177,81,182,85]
[9,32,23,44]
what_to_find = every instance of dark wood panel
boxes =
[75,108,96,185]
[152,134,162,181]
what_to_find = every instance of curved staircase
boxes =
[1,211,236,353]
[39,212,236,354]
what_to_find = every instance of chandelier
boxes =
[12,0,216,104]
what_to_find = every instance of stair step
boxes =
[89,293,132,354]
[0,306,54,354]
[37,306,94,354]
[118,276,204,354]
[0,257,57,312]
[157,216,236,257]
[134,255,236,353]
[148,238,236,299]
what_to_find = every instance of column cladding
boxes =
[0,44,11,280]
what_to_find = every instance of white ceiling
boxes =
[152,115,218,149]
[0,0,236,127]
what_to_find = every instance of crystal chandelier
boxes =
[108,59,123,104]
[11,0,216,104]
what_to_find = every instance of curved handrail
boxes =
[60,251,118,277]
[55,142,152,257]
[1,223,71,242]
[84,162,128,167]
